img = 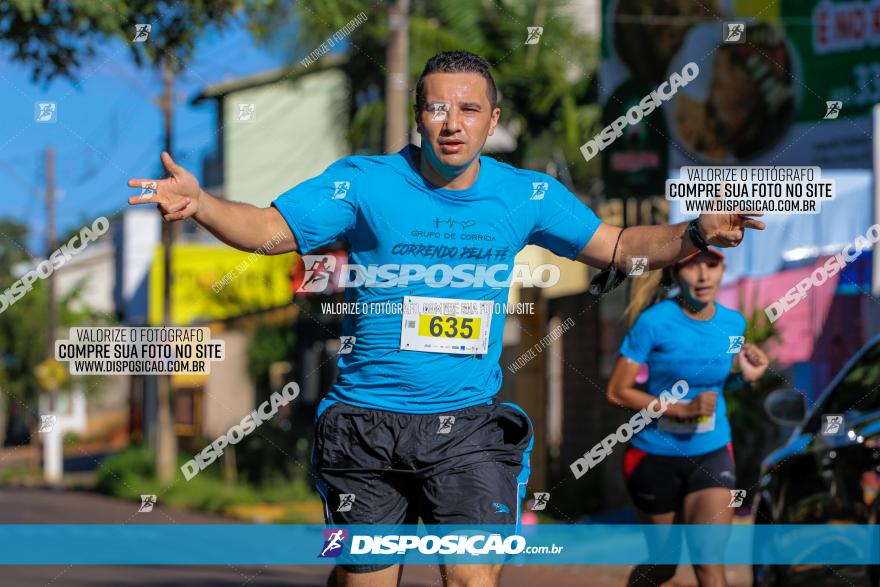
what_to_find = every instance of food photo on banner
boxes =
[0,1,878,586]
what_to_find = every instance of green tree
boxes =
[0,0,281,480]
[246,322,297,398]
[0,219,41,446]
[257,0,601,190]
[0,0,279,81]
[242,323,299,484]
[0,220,30,273]
[0,220,113,447]
[726,303,784,490]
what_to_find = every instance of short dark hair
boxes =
[414,51,498,112]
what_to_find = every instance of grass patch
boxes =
[94,445,320,516]
[0,466,41,485]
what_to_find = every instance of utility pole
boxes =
[155,56,177,482]
[385,0,410,153]
[34,146,56,479]
[45,147,56,411]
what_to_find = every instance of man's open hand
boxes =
[697,212,765,247]
[127,152,201,222]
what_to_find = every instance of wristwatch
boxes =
[687,218,710,253]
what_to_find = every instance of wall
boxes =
[224,70,349,207]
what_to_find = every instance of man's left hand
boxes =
[698,213,765,247]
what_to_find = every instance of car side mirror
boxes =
[764,388,807,427]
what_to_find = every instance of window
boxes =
[817,342,880,419]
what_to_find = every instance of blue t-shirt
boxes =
[272,145,601,413]
[619,299,746,456]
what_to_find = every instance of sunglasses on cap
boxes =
[677,247,725,266]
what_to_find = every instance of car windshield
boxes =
[814,342,880,422]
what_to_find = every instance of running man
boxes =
[127,51,763,587]
[302,255,333,291]
[322,529,347,558]
[607,247,769,587]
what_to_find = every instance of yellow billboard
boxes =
[149,244,296,326]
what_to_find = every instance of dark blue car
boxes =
[753,335,880,586]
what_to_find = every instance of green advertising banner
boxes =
[599,0,876,197]
[785,0,880,120]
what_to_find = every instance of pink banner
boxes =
[718,258,840,367]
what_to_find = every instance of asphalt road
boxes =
[0,487,749,586]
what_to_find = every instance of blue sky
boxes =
[0,15,293,253]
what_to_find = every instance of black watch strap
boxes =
[588,228,627,295]
[687,219,710,252]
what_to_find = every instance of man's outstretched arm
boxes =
[126,151,298,255]
[576,214,765,271]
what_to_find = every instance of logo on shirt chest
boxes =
[433,217,476,231]
[406,216,500,243]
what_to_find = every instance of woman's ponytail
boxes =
[623,267,673,328]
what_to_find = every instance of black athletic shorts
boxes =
[311,399,533,572]
[622,443,736,514]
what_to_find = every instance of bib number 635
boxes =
[426,315,476,339]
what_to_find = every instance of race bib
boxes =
[400,295,492,355]
[657,399,716,434]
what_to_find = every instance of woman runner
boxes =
[607,247,769,587]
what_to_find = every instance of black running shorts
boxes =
[311,399,533,572]
[622,444,736,514]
